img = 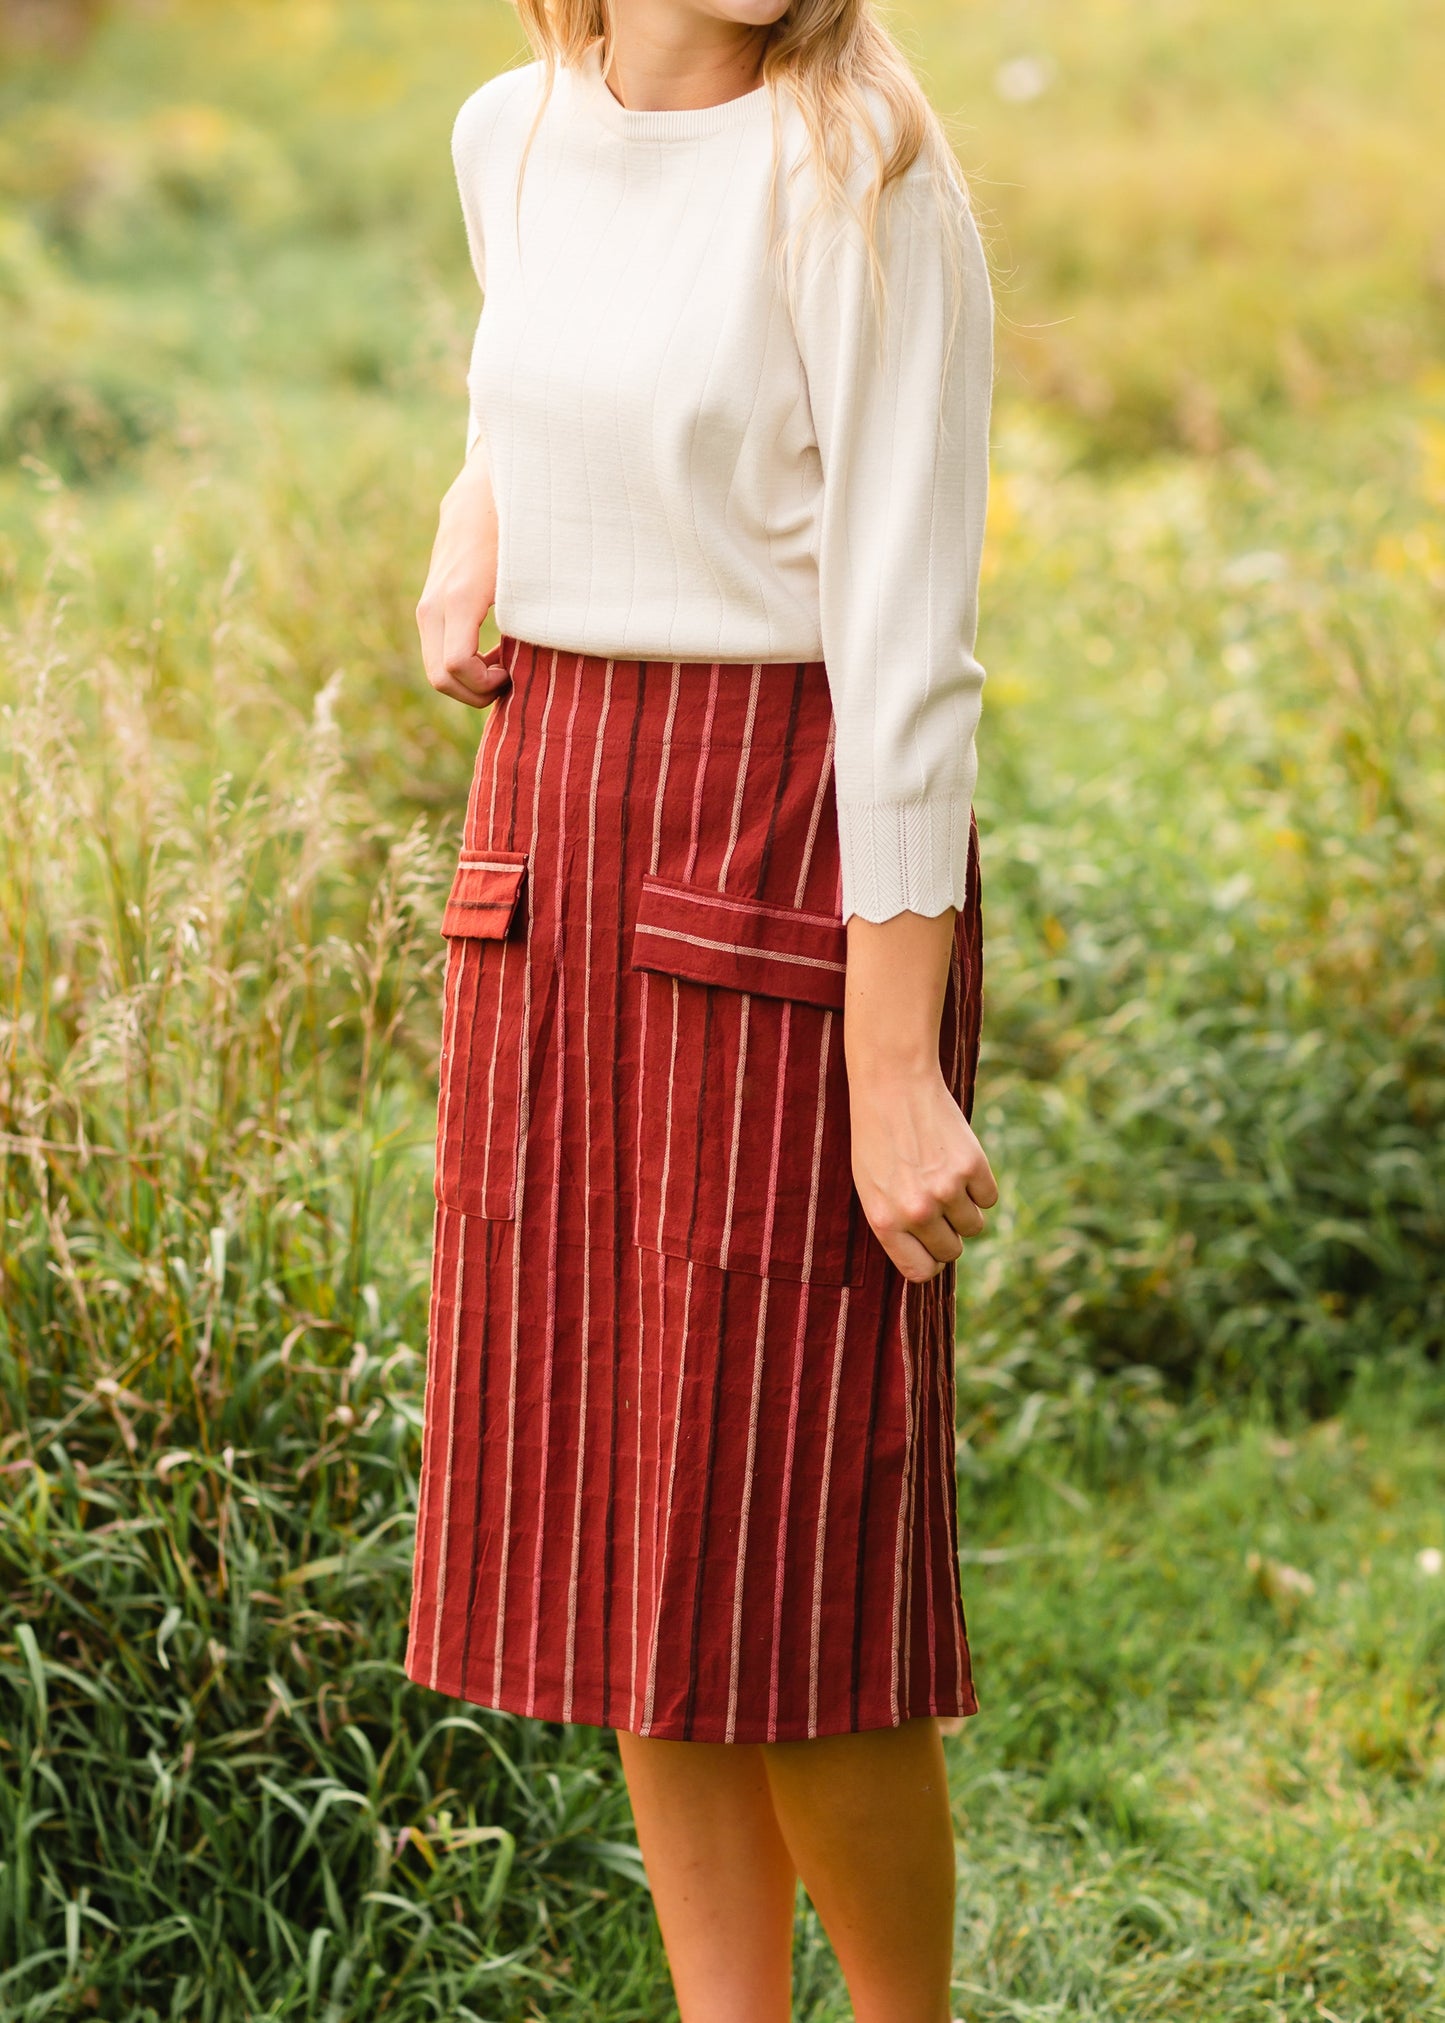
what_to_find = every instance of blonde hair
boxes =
[507,0,974,380]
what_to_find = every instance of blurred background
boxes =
[1,0,1442,2016]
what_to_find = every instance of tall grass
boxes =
[1,0,1443,2015]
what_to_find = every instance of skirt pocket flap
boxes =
[631,875,847,1012]
[441,850,528,940]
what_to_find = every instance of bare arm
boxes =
[416,440,509,707]
[844,908,997,1283]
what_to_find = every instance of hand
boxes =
[416,447,509,708]
[848,1063,998,1284]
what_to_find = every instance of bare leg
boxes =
[762,1717,956,2023]
[616,1731,797,2023]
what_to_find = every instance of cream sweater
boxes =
[451,42,994,923]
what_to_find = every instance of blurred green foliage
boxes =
[1,0,1442,2016]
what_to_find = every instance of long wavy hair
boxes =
[507,0,974,380]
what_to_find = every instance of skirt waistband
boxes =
[493,636,837,754]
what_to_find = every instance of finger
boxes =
[878,1226,951,1285]
[966,1152,999,1211]
[939,1183,989,1240]
[441,607,509,702]
[911,1209,969,1262]
[429,669,497,710]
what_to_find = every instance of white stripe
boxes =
[682,666,721,879]
[799,1012,833,1284]
[766,1273,809,1739]
[890,1284,918,1725]
[644,881,846,933]
[765,720,837,1730]
[479,940,509,1208]
[715,671,768,1735]
[563,661,614,1719]
[526,654,585,1712]
[410,1200,444,1665]
[427,1211,469,1685]
[808,1290,851,1737]
[434,937,468,1203]
[716,997,749,1268]
[641,685,716,1730]
[724,1279,770,1742]
[632,662,683,1730]
[483,642,519,841]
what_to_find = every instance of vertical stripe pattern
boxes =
[403,635,984,1742]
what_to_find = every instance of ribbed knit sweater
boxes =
[450,41,994,923]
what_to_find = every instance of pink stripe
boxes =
[938,1284,966,1701]
[491,647,562,1705]
[796,720,836,908]
[681,665,720,880]
[642,1256,695,1734]
[715,664,761,892]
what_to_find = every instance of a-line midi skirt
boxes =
[404,635,984,1744]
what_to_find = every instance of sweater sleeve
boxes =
[791,163,994,924]
[450,91,491,459]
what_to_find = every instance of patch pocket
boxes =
[435,849,529,1220]
[629,876,871,1288]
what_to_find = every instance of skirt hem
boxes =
[404,1659,981,1744]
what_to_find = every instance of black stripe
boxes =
[901,1313,923,1715]
[681,1262,733,1740]
[455,1216,498,1699]
[680,983,715,1259]
[936,1275,966,1708]
[848,1288,895,1728]
[599,659,646,1725]
[447,940,485,1203]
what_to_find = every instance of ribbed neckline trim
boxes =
[566,40,774,142]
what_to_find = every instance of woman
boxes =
[406,0,998,2012]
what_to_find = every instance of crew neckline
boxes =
[567,40,774,142]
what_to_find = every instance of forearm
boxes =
[843,907,956,1083]
[416,429,504,708]
[446,431,495,508]
[843,904,995,1283]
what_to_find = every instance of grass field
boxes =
[1,0,1443,2016]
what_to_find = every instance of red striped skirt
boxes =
[404,637,984,1743]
